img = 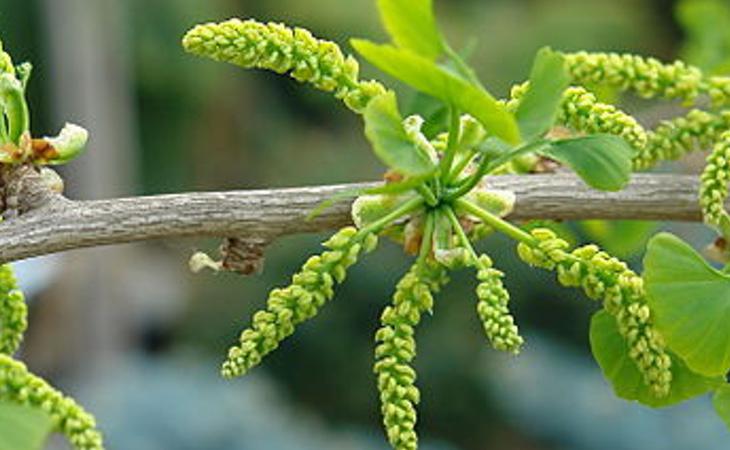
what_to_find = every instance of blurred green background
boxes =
[1,0,728,449]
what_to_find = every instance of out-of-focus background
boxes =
[1,0,729,449]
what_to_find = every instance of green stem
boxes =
[439,107,461,183]
[443,206,482,268]
[416,184,438,207]
[417,212,436,267]
[446,149,476,183]
[445,139,548,201]
[483,140,550,175]
[445,157,488,201]
[357,196,425,238]
[454,198,536,245]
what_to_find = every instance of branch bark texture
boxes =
[0,173,717,264]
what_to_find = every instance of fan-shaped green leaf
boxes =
[644,232,730,377]
[376,0,444,60]
[351,40,521,144]
[0,401,53,450]
[713,384,730,430]
[540,134,635,191]
[590,310,721,407]
[515,47,570,141]
[364,91,437,176]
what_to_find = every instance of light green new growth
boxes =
[0,264,27,356]
[700,131,730,237]
[517,228,672,396]
[0,355,104,450]
[221,227,378,378]
[374,261,447,450]
[0,38,14,75]
[474,254,523,354]
[182,19,387,112]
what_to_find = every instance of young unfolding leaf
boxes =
[540,134,635,191]
[376,0,444,60]
[364,92,437,176]
[0,402,53,450]
[40,123,89,165]
[713,384,730,430]
[590,310,721,407]
[351,40,521,144]
[0,73,29,144]
[644,232,730,377]
[515,47,570,141]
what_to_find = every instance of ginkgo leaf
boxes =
[713,384,730,431]
[540,134,635,191]
[363,91,437,176]
[376,0,444,59]
[0,401,53,450]
[644,232,730,377]
[515,47,570,141]
[351,40,521,144]
[590,310,721,407]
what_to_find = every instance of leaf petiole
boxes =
[454,198,536,245]
[357,196,425,238]
[438,106,461,183]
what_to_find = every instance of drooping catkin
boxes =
[517,228,672,397]
[222,227,377,378]
[0,354,104,450]
[475,255,523,354]
[700,131,730,235]
[0,264,27,356]
[374,261,448,450]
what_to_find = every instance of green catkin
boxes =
[221,227,378,378]
[0,354,104,450]
[475,255,523,354]
[0,264,27,355]
[517,228,672,397]
[700,131,730,235]
[182,19,387,112]
[374,261,448,450]
[506,82,647,153]
[640,109,730,169]
[563,51,705,104]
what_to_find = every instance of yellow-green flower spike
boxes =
[556,86,648,150]
[517,228,672,397]
[0,264,27,356]
[474,255,523,354]
[374,261,448,450]
[0,355,104,450]
[182,19,387,112]
[639,109,730,170]
[563,51,705,104]
[700,131,730,237]
[221,227,378,378]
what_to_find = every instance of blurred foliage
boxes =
[677,0,730,73]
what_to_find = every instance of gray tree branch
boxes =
[0,173,718,264]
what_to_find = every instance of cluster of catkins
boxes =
[179,17,730,450]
